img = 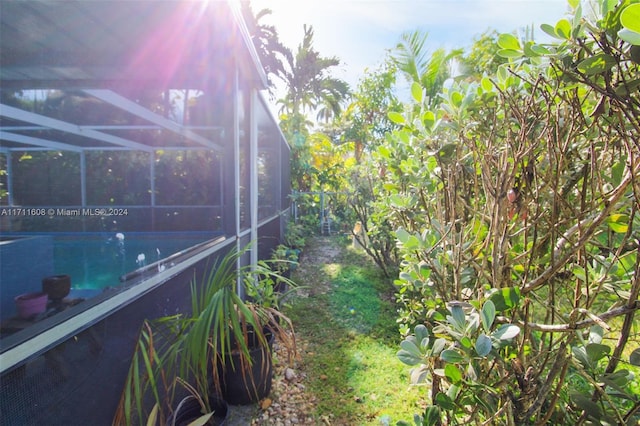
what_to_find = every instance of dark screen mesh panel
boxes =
[11,152,81,206]
[0,322,109,425]
[0,255,208,426]
[0,0,290,423]
[86,151,152,206]
[258,217,282,261]
[154,150,222,206]
[152,206,222,232]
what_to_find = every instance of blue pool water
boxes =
[0,232,221,319]
[53,233,217,290]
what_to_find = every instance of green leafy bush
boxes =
[382,0,640,423]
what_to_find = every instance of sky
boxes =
[251,0,571,91]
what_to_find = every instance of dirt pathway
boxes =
[249,236,342,425]
[229,236,399,425]
[293,236,342,297]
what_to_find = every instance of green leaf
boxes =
[413,414,423,426]
[523,42,540,57]
[618,28,640,46]
[449,305,466,330]
[435,392,457,410]
[606,213,629,233]
[388,111,406,125]
[492,324,520,341]
[567,0,579,9]
[555,19,572,39]
[397,233,420,250]
[432,338,446,356]
[440,349,465,363]
[586,343,610,364]
[541,23,563,39]
[589,325,604,344]
[459,336,473,350]
[378,145,391,159]
[146,403,159,426]
[530,44,551,55]
[617,251,637,277]
[577,54,616,75]
[487,287,521,311]
[570,392,602,419]
[423,406,442,426]
[496,64,509,82]
[422,111,436,130]
[410,364,429,384]
[601,370,631,390]
[396,227,410,243]
[572,265,586,281]
[415,324,429,343]
[449,91,463,107]
[446,383,460,400]
[620,4,640,33]
[571,3,583,38]
[497,49,523,59]
[397,348,422,366]
[573,346,591,368]
[418,262,431,280]
[382,183,399,191]
[481,77,493,92]
[610,160,625,186]
[390,194,411,209]
[481,300,496,333]
[498,33,521,50]
[475,334,492,357]
[601,0,617,17]
[401,339,423,359]
[615,78,640,96]
[188,413,215,426]
[444,363,463,384]
[411,81,423,103]
[629,348,640,366]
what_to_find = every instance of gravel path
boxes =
[226,237,342,425]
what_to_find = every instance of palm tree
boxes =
[279,25,349,123]
[240,1,291,95]
[393,30,461,108]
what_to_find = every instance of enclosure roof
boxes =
[0,0,267,153]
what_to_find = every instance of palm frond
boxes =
[393,30,429,84]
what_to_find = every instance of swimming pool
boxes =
[53,232,218,290]
[0,232,221,319]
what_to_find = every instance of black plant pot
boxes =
[167,395,228,426]
[216,327,274,405]
[42,274,71,302]
[274,269,291,294]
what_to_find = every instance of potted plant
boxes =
[114,244,297,424]
[187,245,296,404]
[283,221,306,252]
[14,292,48,319]
[257,245,299,296]
[165,380,228,426]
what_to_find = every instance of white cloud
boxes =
[252,0,570,89]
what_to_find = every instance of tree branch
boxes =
[505,303,639,332]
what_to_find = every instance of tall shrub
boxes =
[386,1,640,424]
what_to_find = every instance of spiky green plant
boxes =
[114,244,296,425]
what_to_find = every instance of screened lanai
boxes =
[0,1,290,423]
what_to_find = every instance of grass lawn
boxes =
[284,236,427,425]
